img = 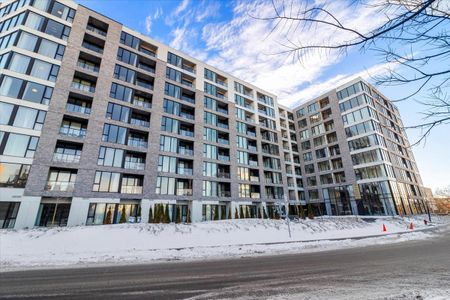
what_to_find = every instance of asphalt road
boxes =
[1,227,449,300]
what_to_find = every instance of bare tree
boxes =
[254,0,450,144]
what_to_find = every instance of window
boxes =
[167,52,182,67]
[110,83,132,102]
[0,102,14,124]
[120,32,139,49]
[114,64,135,83]
[0,163,30,188]
[22,81,53,104]
[30,59,59,82]
[166,67,181,82]
[46,168,77,192]
[0,76,22,98]
[203,127,217,142]
[237,167,249,181]
[203,162,217,177]
[102,124,127,144]
[161,116,179,133]
[303,152,313,162]
[38,38,65,60]
[164,82,181,99]
[45,19,70,41]
[156,176,176,195]
[301,140,311,151]
[121,175,143,194]
[308,102,318,113]
[50,2,76,22]
[299,129,309,140]
[239,184,251,198]
[0,202,21,229]
[92,171,120,192]
[203,144,217,159]
[159,135,177,153]
[0,31,19,50]
[0,132,38,158]
[1,12,26,33]
[106,102,130,123]
[13,106,46,130]
[163,99,180,115]
[8,52,30,74]
[117,47,137,65]
[158,155,177,173]
[305,164,315,174]
[97,147,124,167]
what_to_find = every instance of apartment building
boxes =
[0,0,429,229]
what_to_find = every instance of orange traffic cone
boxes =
[382,224,387,232]
[409,222,414,230]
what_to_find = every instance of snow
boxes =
[0,215,447,272]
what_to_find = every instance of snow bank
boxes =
[0,215,446,271]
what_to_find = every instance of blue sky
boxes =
[76,0,449,191]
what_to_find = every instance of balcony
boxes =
[218,191,231,197]
[77,59,99,73]
[177,168,193,175]
[179,129,194,137]
[132,96,152,109]
[127,138,148,148]
[136,79,153,90]
[46,181,75,192]
[82,41,103,54]
[249,160,258,167]
[217,122,229,130]
[181,95,195,104]
[177,188,193,196]
[59,127,86,138]
[86,24,107,37]
[52,153,81,163]
[130,118,150,128]
[66,103,91,115]
[217,172,230,179]
[218,138,229,145]
[182,65,195,74]
[250,176,259,182]
[121,186,143,194]
[71,81,95,93]
[178,147,193,156]
[124,161,145,170]
[218,154,230,162]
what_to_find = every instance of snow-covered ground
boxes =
[1,215,447,272]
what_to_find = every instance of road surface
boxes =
[1,226,449,299]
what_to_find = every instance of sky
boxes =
[76,0,449,191]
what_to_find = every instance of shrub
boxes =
[119,206,127,223]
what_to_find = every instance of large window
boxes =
[102,124,127,144]
[157,155,177,173]
[0,163,30,188]
[110,83,133,103]
[46,168,77,191]
[120,31,139,49]
[117,47,137,65]
[0,202,20,229]
[156,176,176,195]
[160,116,179,133]
[97,146,124,168]
[0,132,38,158]
[114,64,136,83]
[0,75,53,105]
[159,135,178,153]
[106,102,130,123]
[92,171,120,192]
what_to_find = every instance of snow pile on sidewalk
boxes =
[0,215,445,271]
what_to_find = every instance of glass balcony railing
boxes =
[217,172,230,178]
[86,25,107,36]
[46,181,75,192]
[82,42,103,54]
[59,127,86,138]
[178,148,193,155]
[132,98,152,109]
[121,186,143,194]
[127,139,148,148]
[182,65,195,74]
[124,161,145,170]
[218,155,230,162]
[218,191,231,197]
[138,63,155,73]
[52,153,81,163]
[217,108,228,115]
[77,61,99,73]
[181,95,195,104]
[130,118,150,128]
[136,80,153,90]
[139,47,156,57]
[179,112,195,120]
[250,176,259,182]
[177,168,193,175]
[180,130,194,137]
[177,188,193,196]
[66,103,91,115]
[71,82,95,93]
[218,138,229,145]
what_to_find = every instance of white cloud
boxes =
[144,7,163,34]
[198,0,391,106]
[174,0,190,16]
[145,15,152,34]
